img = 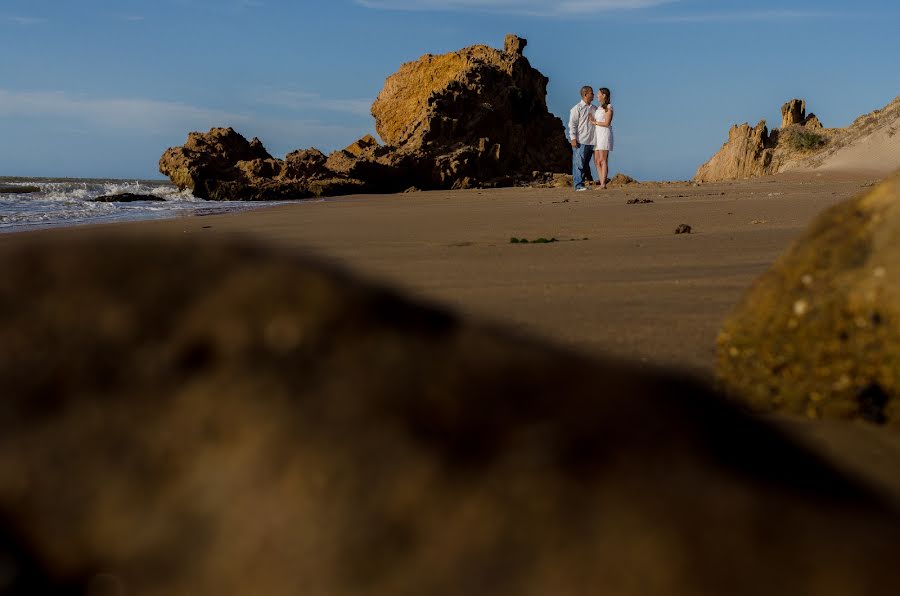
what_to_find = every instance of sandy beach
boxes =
[4,174,874,375]
[8,172,899,502]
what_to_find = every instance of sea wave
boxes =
[0,178,284,232]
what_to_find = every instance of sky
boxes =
[1,0,898,181]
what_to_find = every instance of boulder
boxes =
[159,127,273,197]
[609,173,638,187]
[371,34,570,183]
[1,232,900,595]
[716,171,900,426]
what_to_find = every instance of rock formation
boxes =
[159,35,571,200]
[695,98,830,182]
[781,99,823,129]
[716,170,900,425]
[371,33,570,185]
[694,120,778,182]
[2,231,900,595]
[696,96,900,182]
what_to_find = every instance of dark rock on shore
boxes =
[0,185,41,194]
[92,192,166,203]
[159,35,571,200]
[1,232,900,595]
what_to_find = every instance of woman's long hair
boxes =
[598,87,611,111]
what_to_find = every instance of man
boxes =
[568,86,596,191]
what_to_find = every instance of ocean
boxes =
[0,177,287,233]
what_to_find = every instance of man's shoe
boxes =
[575,187,588,192]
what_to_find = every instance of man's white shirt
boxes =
[569,100,596,146]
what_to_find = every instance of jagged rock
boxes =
[675,224,693,234]
[782,99,807,128]
[371,34,570,183]
[2,232,900,595]
[716,171,900,425]
[504,33,527,55]
[343,134,380,157]
[805,114,823,129]
[160,36,570,199]
[283,148,328,179]
[695,120,777,182]
[159,127,273,197]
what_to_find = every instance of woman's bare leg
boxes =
[598,150,609,189]
[593,151,602,188]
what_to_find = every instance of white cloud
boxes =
[2,15,46,25]
[654,10,844,23]
[255,90,373,118]
[0,88,374,156]
[356,0,675,16]
[0,89,248,134]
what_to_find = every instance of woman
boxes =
[590,87,614,190]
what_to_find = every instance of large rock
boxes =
[716,171,900,426]
[159,36,571,200]
[159,127,277,199]
[1,232,900,595]
[371,34,570,183]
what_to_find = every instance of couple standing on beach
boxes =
[569,86,614,191]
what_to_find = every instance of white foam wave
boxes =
[0,178,287,233]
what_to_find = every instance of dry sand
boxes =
[4,172,899,501]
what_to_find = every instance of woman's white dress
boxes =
[594,105,614,151]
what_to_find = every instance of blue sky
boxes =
[1,0,898,180]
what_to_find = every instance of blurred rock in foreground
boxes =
[159,35,570,200]
[1,233,899,595]
[717,171,900,426]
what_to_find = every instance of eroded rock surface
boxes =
[717,171,900,426]
[159,35,570,200]
[1,232,899,595]
[696,96,900,182]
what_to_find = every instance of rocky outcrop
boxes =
[716,170,900,425]
[694,120,778,182]
[2,232,900,595]
[160,35,571,200]
[695,99,832,182]
[696,96,900,181]
[371,32,570,183]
